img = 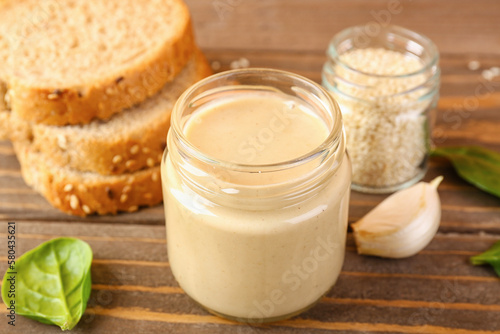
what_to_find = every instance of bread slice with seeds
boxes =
[13,139,163,216]
[8,50,211,175]
[0,0,195,125]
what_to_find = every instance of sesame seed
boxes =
[69,195,79,210]
[128,205,139,212]
[47,90,62,100]
[230,60,240,70]
[63,184,73,192]
[122,185,132,193]
[130,145,140,155]
[146,158,155,167]
[82,205,91,214]
[491,66,500,76]
[125,160,136,169]
[211,61,221,71]
[4,90,11,106]
[230,57,251,70]
[467,60,480,71]
[239,57,250,68]
[120,194,128,203]
[112,155,123,164]
[482,69,494,81]
[152,172,159,182]
[57,134,67,150]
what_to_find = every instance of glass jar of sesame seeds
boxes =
[322,25,440,194]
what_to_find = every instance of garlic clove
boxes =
[352,176,443,259]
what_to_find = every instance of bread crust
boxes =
[13,140,163,216]
[0,111,9,140]
[0,81,8,140]
[8,51,212,175]
[2,0,196,125]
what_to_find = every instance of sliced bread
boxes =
[0,0,195,125]
[13,139,163,216]
[8,50,212,175]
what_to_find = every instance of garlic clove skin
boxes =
[352,176,443,259]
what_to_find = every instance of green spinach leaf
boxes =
[431,146,500,198]
[2,237,93,330]
[470,241,500,277]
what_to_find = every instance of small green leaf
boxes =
[431,146,500,198]
[2,237,93,330]
[470,241,500,277]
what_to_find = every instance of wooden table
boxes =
[1,1,500,333]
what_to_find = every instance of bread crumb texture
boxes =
[0,0,195,125]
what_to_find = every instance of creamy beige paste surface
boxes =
[184,93,328,165]
[164,92,350,320]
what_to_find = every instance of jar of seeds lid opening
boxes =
[322,24,440,194]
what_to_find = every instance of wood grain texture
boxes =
[1,0,500,332]
[185,0,500,55]
[0,223,499,333]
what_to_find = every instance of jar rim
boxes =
[326,24,439,79]
[170,68,344,173]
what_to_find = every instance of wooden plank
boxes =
[0,222,499,332]
[0,222,498,288]
[1,159,500,232]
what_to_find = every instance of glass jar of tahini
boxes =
[161,68,351,323]
[322,25,440,194]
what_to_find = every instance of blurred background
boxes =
[186,0,500,55]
